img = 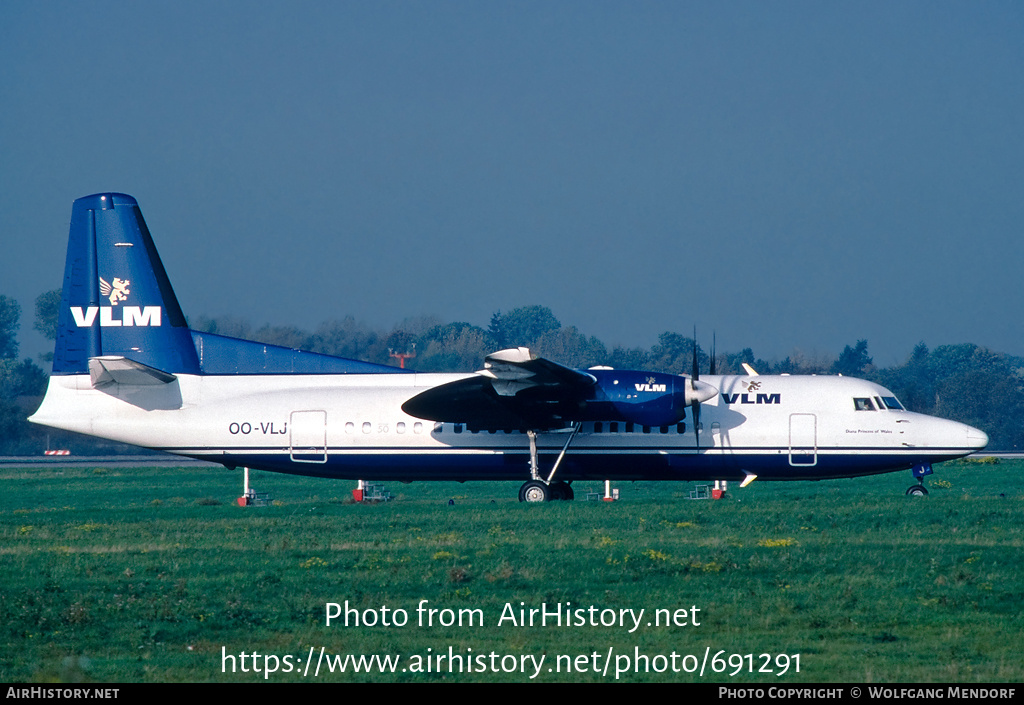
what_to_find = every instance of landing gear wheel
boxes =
[549,481,574,501]
[519,480,550,503]
[548,482,566,501]
[906,484,929,496]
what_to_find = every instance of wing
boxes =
[401,347,597,430]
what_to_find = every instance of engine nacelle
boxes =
[578,369,717,427]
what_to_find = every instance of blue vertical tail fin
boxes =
[52,193,200,376]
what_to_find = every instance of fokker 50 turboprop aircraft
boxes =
[30,193,988,501]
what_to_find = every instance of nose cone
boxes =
[966,426,989,450]
[683,378,719,405]
[920,416,990,460]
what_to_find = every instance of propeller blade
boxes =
[691,399,700,450]
[691,327,700,448]
[691,326,699,384]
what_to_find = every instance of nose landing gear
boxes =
[906,462,932,496]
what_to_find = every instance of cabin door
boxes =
[788,413,817,467]
[290,410,327,463]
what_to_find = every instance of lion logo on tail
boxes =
[99,277,130,306]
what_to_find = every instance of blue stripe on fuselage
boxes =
[164,447,962,482]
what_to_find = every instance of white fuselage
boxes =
[30,371,987,482]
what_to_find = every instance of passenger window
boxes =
[676,423,686,434]
[625,422,634,433]
[854,398,876,411]
[414,422,423,434]
[660,426,669,434]
[362,422,372,433]
[345,422,355,434]
[434,422,443,433]
[396,422,406,434]
[454,423,463,434]
[609,422,619,433]
[594,422,603,433]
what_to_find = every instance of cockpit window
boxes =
[854,398,876,411]
[880,396,905,410]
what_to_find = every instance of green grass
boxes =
[1,459,1022,682]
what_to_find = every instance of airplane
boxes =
[29,193,989,501]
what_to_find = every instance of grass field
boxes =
[1,458,1021,683]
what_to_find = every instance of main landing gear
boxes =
[517,425,580,503]
[518,479,575,502]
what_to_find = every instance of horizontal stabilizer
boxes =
[89,356,177,389]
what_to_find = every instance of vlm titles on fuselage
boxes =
[29,193,989,501]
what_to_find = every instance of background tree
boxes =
[415,322,493,372]
[251,325,313,351]
[488,306,560,348]
[0,358,47,398]
[0,295,20,359]
[608,346,651,370]
[190,314,254,340]
[722,347,773,375]
[308,317,382,360]
[33,289,61,341]
[931,346,1024,450]
[831,339,873,376]
[878,342,933,413]
[533,326,608,369]
[782,348,833,374]
[0,344,49,454]
[648,331,707,375]
[773,356,798,374]
[33,289,62,363]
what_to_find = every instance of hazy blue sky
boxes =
[2,1,1022,367]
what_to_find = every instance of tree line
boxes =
[2,292,1022,452]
